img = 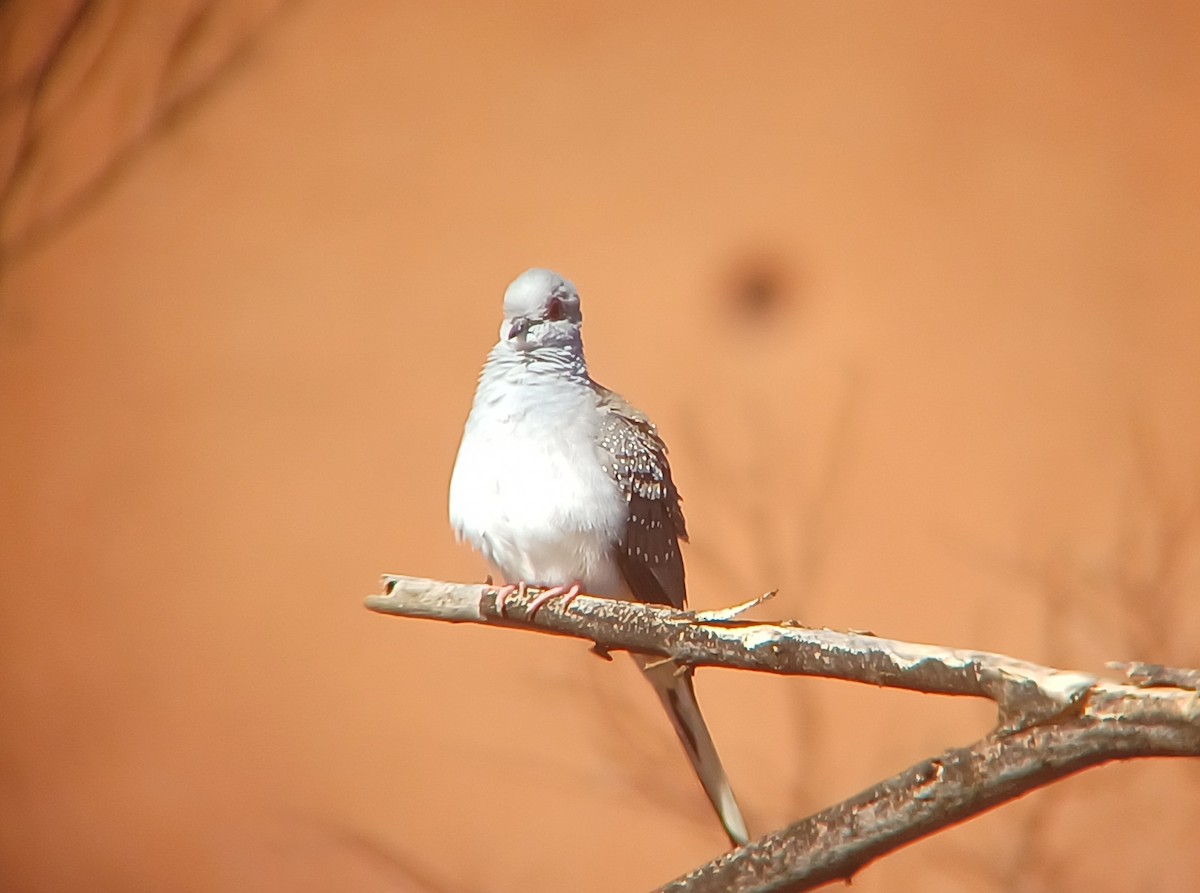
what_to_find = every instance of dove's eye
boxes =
[545,297,565,321]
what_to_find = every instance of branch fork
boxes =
[366,575,1200,893]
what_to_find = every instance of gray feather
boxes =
[593,385,688,609]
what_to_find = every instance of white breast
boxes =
[448,367,627,594]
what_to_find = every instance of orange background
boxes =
[2,2,1199,891]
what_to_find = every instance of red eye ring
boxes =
[545,296,565,321]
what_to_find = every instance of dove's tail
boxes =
[635,655,749,847]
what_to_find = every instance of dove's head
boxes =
[500,268,583,353]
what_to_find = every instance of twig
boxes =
[690,590,778,623]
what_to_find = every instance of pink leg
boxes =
[492,581,527,617]
[526,582,582,619]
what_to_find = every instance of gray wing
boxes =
[594,386,689,609]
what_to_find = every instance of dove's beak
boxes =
[507,316,531,340]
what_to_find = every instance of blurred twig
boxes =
[0,0,304,272]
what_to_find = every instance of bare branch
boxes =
[655,684,1197,893]
[367,575,1103,732]
[365,575,1200,892]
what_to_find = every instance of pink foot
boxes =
[492,581,527,617]
[526,582,582,619]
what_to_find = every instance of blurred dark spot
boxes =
[722,250,798,324]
